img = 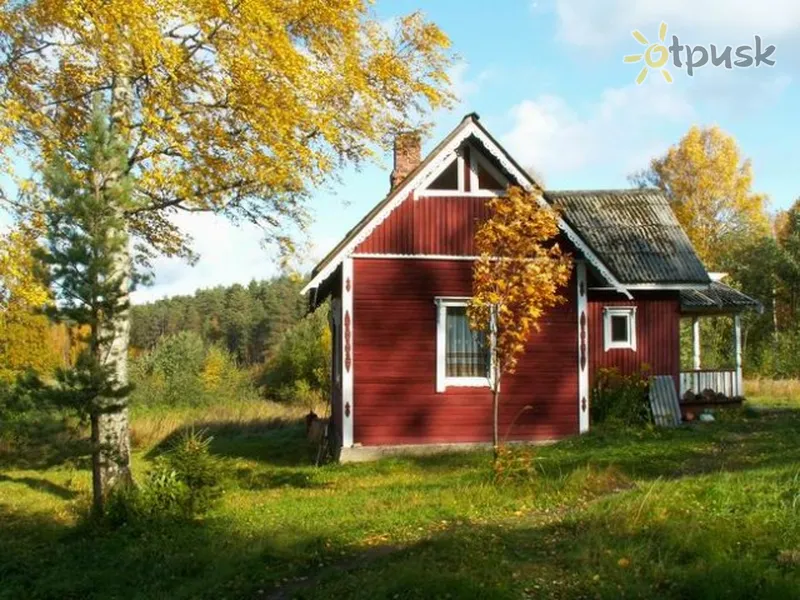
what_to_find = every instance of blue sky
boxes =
[28,1,800,303]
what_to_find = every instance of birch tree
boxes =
[39,102,142,510]
[0,1,453,493]
[630,125,769,268]
[468,187,573,459]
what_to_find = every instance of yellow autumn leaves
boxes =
[0,218,66,381]
[468,186,573,377]
[0,0,454,254]
[640,125,770,268]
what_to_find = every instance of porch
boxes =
[678,277,762,400]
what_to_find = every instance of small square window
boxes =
[604,307,637,351]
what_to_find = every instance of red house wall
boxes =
[352,258,579,446]
[587,291,681,388]
[356,194,491,255]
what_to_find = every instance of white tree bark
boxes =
[95,58,135,497]
[96,232,133,492]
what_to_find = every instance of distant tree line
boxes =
[130,277,308,366]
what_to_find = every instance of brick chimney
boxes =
[390,132,421,190]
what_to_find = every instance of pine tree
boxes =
[38,101,145,513]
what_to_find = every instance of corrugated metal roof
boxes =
[547,189,710,285]
[680,281,762,313]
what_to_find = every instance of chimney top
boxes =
[390,132,421,190]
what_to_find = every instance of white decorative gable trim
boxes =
[302,117,631,298]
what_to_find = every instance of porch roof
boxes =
[679,281,762,314]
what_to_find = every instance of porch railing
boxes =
[679,369,739,398]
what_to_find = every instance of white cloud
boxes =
[448,61,492,104]
[131,209,338,304]
[553,0,800,47]
[132,213,281,304]
[502,81,694,180]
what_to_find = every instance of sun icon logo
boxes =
[625,22,673,84]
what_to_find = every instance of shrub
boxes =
[273,379,325,410]
[200,345,256,401]
[130,333,260,408]
[752,329,800,379]
[591,366,652,427]
[262,303,330,404]
[105,428,224,526]
[146,331,206,378]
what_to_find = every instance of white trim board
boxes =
[576,261,590,434]
[341,257,354,447]
[301,116,631,298]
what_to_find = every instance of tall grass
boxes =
[745,378,800,408]
[129,399,314,450]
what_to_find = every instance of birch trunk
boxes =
[94,61,134,500]
[96,232,133,493]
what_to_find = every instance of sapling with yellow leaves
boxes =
[468,186,573,460]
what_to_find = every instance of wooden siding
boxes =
[355,194,491,255]
[355,193,574,259]
[587,291,681,388]
[352,258,578,446]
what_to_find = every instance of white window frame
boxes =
[435,297,495,392]
[603,306,637,352]
[418,143,509,198]
[469,142,507,196]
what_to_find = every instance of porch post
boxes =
[341,257,354,447]
[734,314,743,397]
[691,316,701,370]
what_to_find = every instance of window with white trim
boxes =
[603,306,637,351]
[419,143,510,197]
[436,298,492,391]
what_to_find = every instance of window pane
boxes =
[445,306,489,378]
[610,315,629,342]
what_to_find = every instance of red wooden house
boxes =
[303,113,759,461]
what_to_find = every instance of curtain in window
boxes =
[445,306,489,378]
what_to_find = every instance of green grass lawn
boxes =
[2,405,800,599]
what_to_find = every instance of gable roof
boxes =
[303,113,631,298]
[304,115,476,291]
[547,189,710,286]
